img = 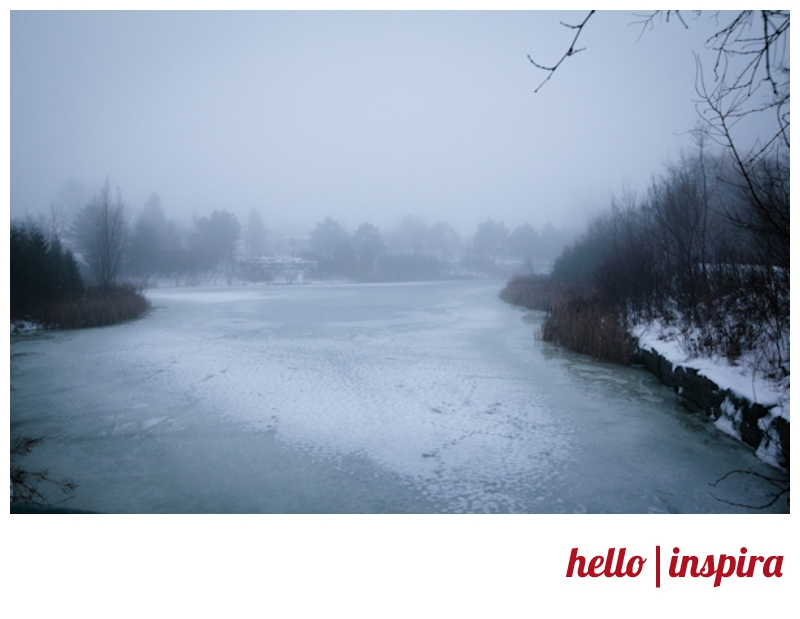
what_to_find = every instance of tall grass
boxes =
[499,274,573,312]
[541,291,637,365]
[42,283,150,330]
[501,274,636,365]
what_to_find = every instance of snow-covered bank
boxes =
[633,323,789,470]
[10,320,41,335]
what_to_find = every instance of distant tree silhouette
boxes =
[429,222,461,265]
[507,223,540,268]
[307,217,355,277]
[352,222,385,278]
[387,216,429,256]
[471,219,508,266]
[72,178,128,288]
[127,192,171,278]
[191,209,241,273]
[243,208,270,258]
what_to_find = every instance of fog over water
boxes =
[10,10,770,235]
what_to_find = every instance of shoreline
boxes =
[633,341,789,471]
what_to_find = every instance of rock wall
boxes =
[638,347,789,471]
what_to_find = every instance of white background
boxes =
[9,515,794,617]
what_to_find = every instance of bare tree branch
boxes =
[10,436,78,506]
[531,10,790,155]
[632,10,698,38]
[528,10,595,94]
[709,468,789,510]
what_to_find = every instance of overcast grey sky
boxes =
[10,10,763,235]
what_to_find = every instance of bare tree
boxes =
[528,10,595,93]
[692,11,789,153]
[46,178,89,243]
[531,10,790,322]
[696,67,789,268]
[73,178,128,288]
[36,201,72,245]
[643,139,727,317]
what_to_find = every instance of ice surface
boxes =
[10,281,788,513]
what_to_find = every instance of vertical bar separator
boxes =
[656,545,661,588]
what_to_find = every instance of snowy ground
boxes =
[10,280,788,513]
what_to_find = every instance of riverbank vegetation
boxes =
[501,139,789,381]
[509,10,790,387]
[11,219,149,330]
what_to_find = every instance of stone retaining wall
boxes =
[638,347,789,471]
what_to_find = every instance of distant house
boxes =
[234,256,318,283]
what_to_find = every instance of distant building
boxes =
[234,256,317,283]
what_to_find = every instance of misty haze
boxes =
[10,11,788,513]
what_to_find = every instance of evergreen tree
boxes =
[10,222,84,320]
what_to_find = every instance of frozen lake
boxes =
[10,280,788,513]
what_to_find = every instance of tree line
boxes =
[123,205,571,284]
[300,215,570,281]
[12,171,576,327]
[18,173,574,288]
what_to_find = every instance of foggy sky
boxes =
[9,10,764,235]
